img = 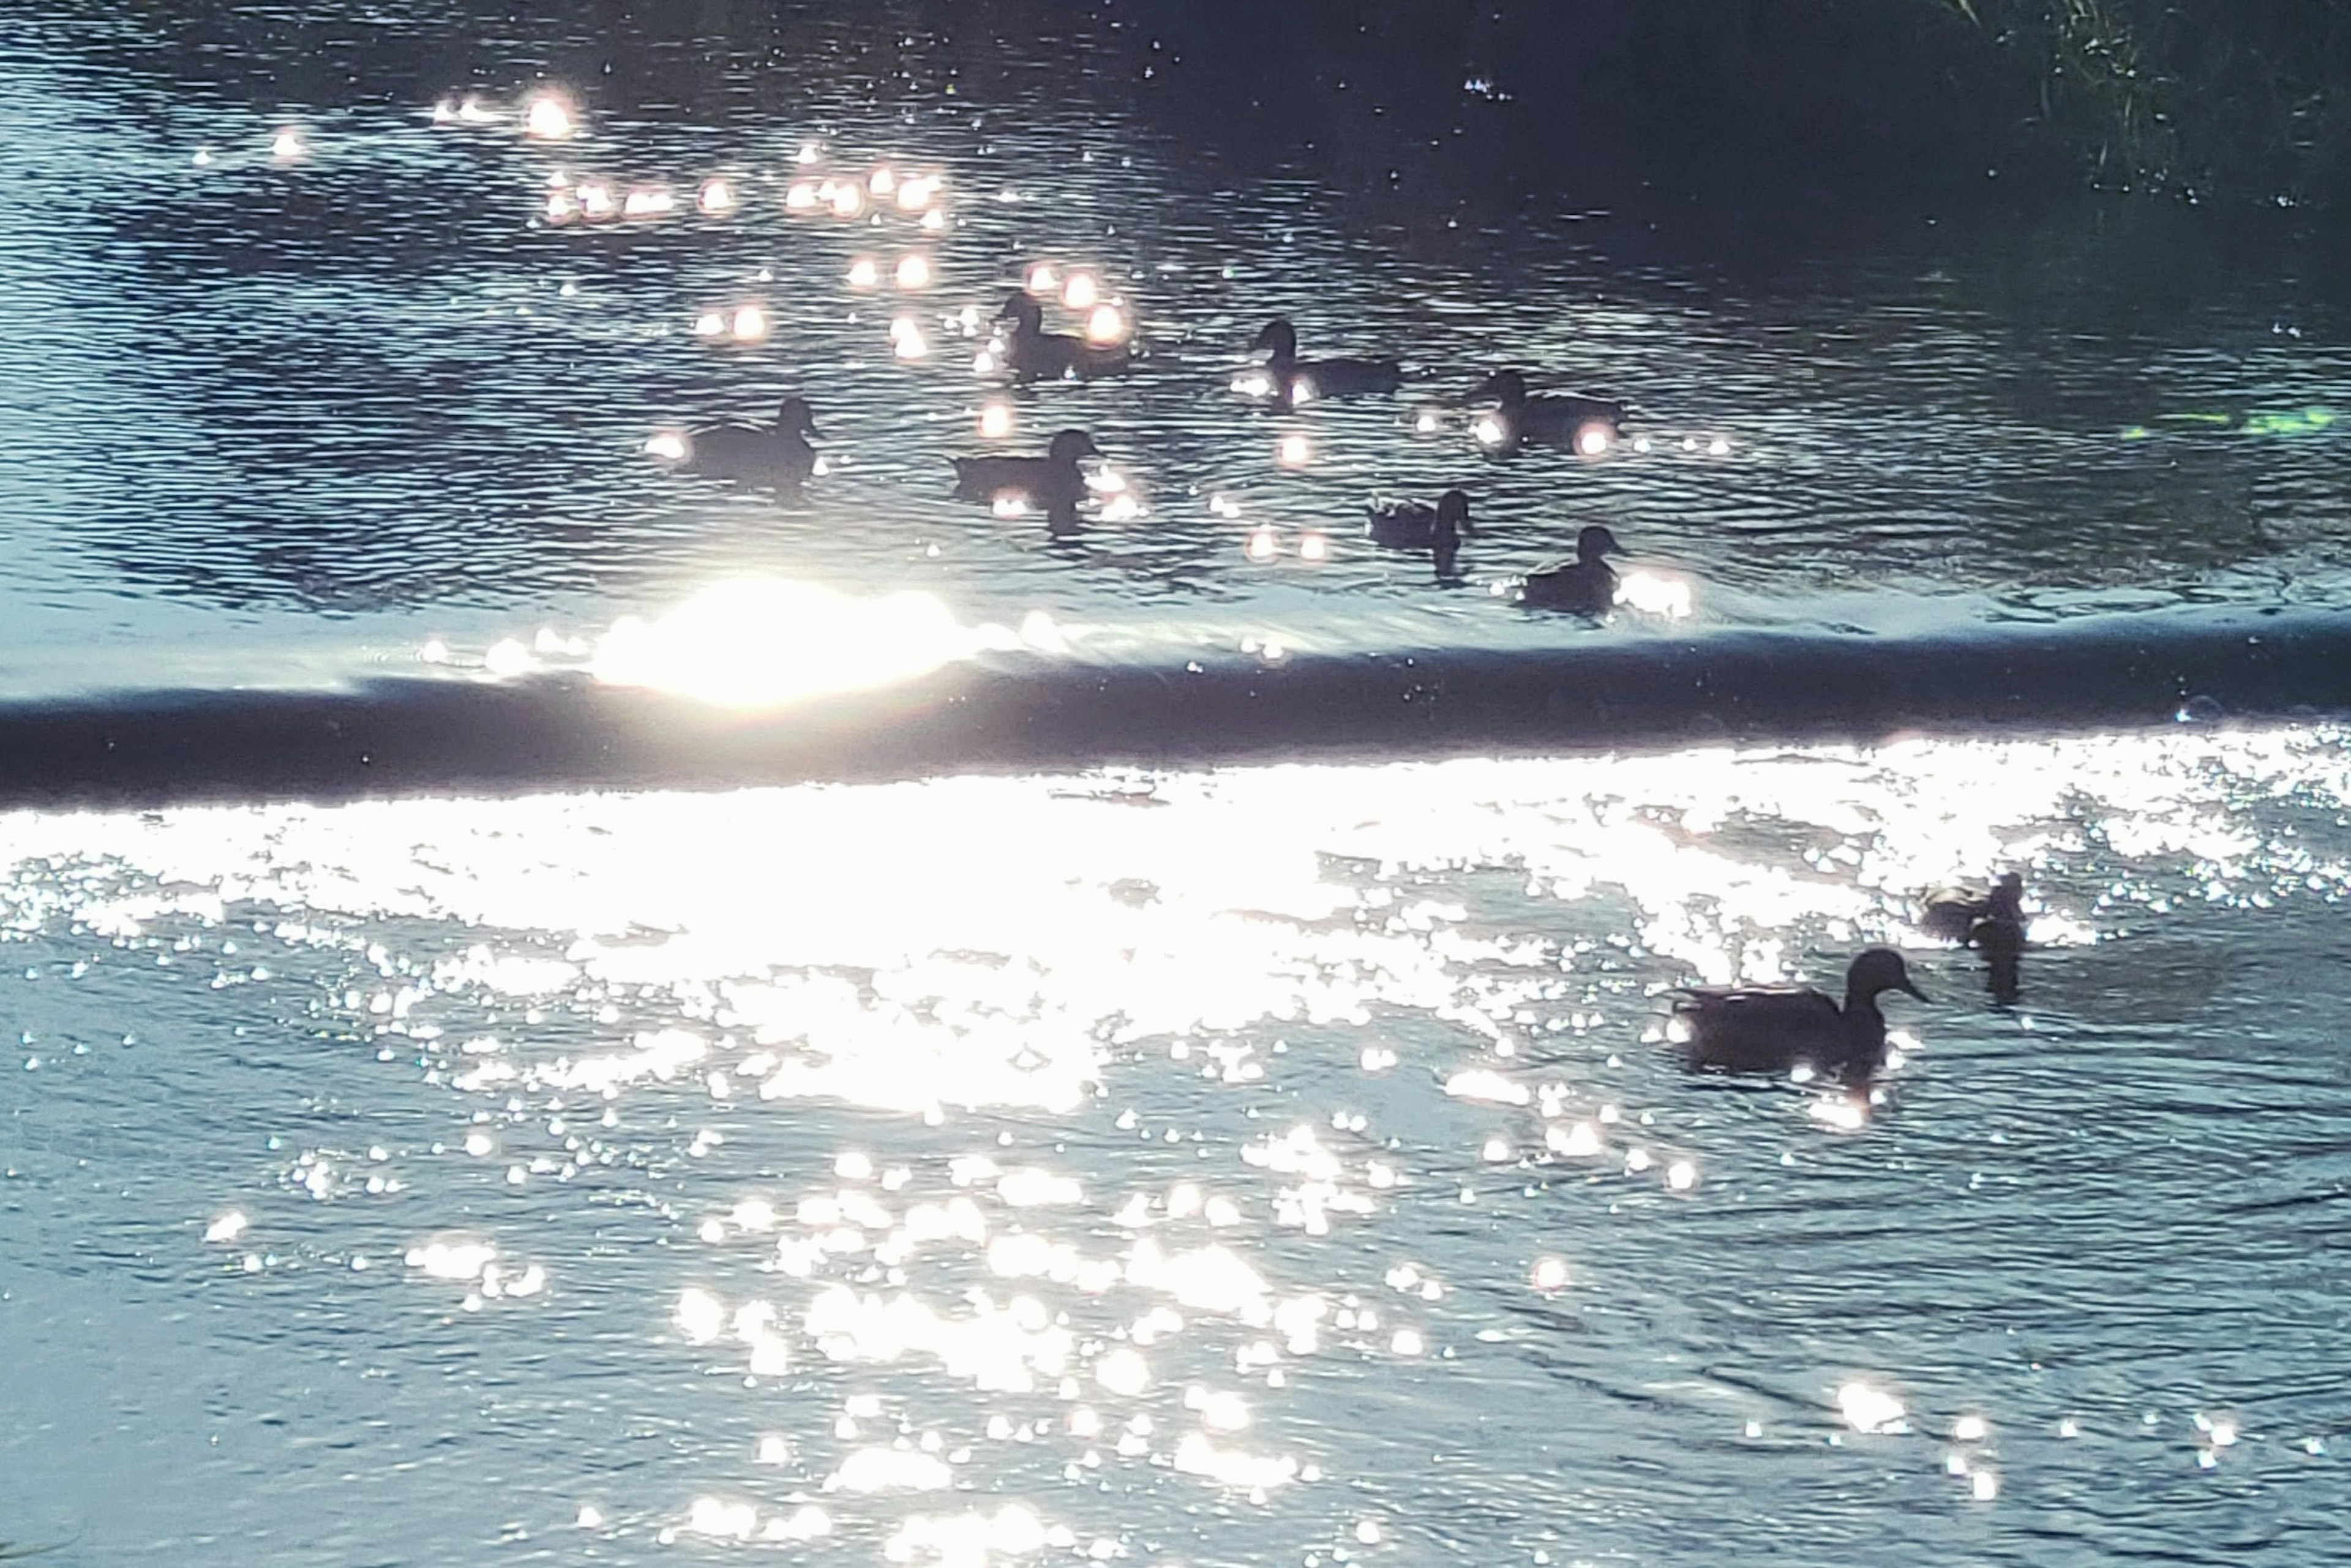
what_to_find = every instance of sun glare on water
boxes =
[590,579,983,709]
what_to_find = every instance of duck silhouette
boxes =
[1520,525,1624,613]
[1250,318,1402,400]
[671,397,820,488]
[950,428,1100,531]
[996,291,1131,381]
[1922,872,2027,1003]
[1367,489,1471,575]
[1672,948,1928,1083]
[1471,369,1624,454]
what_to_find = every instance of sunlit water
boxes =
[2,5,2350,696]
[4,730,2349,1562]
[3,9,2350,1562]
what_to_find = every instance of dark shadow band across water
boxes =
[4,609,2347,808]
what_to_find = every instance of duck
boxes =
[1248,318,1403,401]
[1671,948,1928,1082]
[1367,489,1471,575]
[1519,525,1623,613]
[1921,872,2025,944]
[671,397,820,487]
[1922,872,2027,1003]
[950,428,1100,530]
[1470,369,1625,453]
[994,290,1131,381]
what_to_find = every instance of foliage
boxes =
[1934,0,2351,203]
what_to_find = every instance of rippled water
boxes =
[4,4,2351,697]
[4,9,2350,1564]
[4,731,2349,1562]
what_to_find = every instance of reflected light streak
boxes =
[591,579,980,710]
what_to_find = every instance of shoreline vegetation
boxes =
[1104,0,2351,219]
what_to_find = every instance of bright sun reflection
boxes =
[523,94,576,140]
[591,580,981,710]
[1616,570,1695,619]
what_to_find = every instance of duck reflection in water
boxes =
[951,428,1101,533]
[662,397,820,491]
[1367,488,1471,577]
[1671,948,1927,1086]
[1922,871,2027,1003]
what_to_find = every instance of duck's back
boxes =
[1920,887,1989,942]
[1521,558,1614,613]
[1366,503,1438,548]
[1522,394,1624,437]
[1675,986,1853,1075]
[1295,356,1401,396]
[689,422,809,484]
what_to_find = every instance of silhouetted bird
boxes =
[1251,317,1403,400]
[1672,948,1928,1084]
[1367,489,1471,576]
[996,291,1131,381]
[950,428,1101,531]
[1520,524,1624,613]
[1471,369,1624,452]
[1923,871,2027,1003]
[678,397,819,488]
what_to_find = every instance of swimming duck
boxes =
[1922,872,2027,1003]
[673,397,819,487]
[950,428,1100,530]
[994,291,1131,381]
[1249,318,1403,401]
[1470,369,1624,453]
[1672,948,1928,1082]
[1520,525,1623,613]
[1367,489,1471,575]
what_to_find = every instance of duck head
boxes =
[1576,523,1624,563]
[1845,948,1928,1007]
[1472,369,1529,408]
[776,397,818,437]
[1989,871,2025,917]
[1046,429,1101,465]
[998,290,1046,335]
[1251,318,1300,364]
[1436,489,1472,536]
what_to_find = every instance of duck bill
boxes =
[1900,979,1930,1002]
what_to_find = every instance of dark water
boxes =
[2,7,2350,1566]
